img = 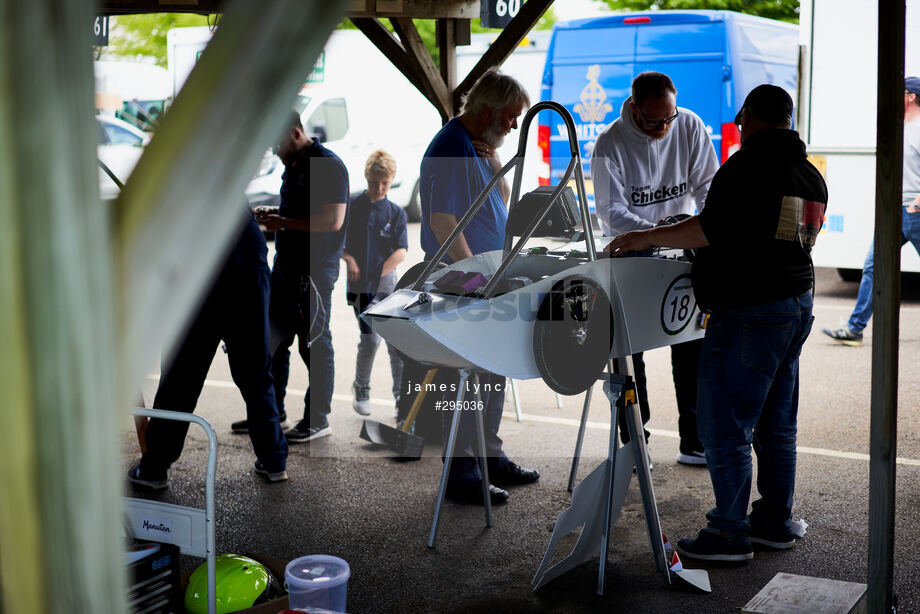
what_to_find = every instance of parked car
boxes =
[97,114,149,199]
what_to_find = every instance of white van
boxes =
[168,26,440,221]
[799,0,920,277]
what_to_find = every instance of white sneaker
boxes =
[352,382,371,416]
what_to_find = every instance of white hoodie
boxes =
[591,97,719,236]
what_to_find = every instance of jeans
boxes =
[143,262,288,476]
[271,265,337,428]
[352,292,403,400]
[697,292,814,535]
[849,206,920,332]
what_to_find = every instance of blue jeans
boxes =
[697,292,814,535]
[271,265,337,427]
[849,206,920,332]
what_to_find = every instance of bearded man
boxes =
[417,69,539,506]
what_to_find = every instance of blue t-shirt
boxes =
[274,139,349,276]
[419,118,508,260]
[344,191,409,297]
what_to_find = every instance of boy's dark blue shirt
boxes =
[274,139,349,276]
[344,191,408,298]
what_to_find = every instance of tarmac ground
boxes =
[124,226,920,613]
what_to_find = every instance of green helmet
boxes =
[185,553,284,614]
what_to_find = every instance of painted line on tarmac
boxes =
[815,302,920,313]
[148,375,397,407]
[152,375,920,467]
[512,412,920,467]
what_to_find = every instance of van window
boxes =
[635,23,723,56]
[554,27,634,61]
[307,98,348,143]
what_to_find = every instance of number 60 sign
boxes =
[481,0,521,28]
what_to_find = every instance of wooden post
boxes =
[0,0,345,612]
[0,1,122,611]
[438,18,457,118]
[115,0,346,396]
[868,1,905,611]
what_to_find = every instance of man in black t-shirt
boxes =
[606,85,827,563]
[233,111,349,443]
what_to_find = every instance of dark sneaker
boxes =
[254,460,288,483]
[286,421,331,443]
[821,326,863,346]
[445,481,509,505]
[749,525,796,550]
[127,464,168,490]
[352,382,371,416]
[676,449,707,466]
[490,461,540,487]
[676,529,753,562]
[231,412,287,434]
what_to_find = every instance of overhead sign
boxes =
[480,0,521,29]
[93,16,109,46]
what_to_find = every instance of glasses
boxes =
[637,107,679,128]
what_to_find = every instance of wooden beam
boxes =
[438,19,457,117]
[391,17,451,122]
[454,0,552,109]
[100,0,224,14]
[867,1,905,611]
[349,0,478,19]
[0,1,124,612]
[455,17,471,46]
[350,17,428,97]
[115,0,346,408]
[99,0,477,17]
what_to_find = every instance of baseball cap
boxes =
[906,77,920,96]
[734,84,794,126]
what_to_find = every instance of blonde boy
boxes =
[342,150,408,415]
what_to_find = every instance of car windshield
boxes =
[100,120,143,147]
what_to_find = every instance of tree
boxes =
[104,13,216,66]
[594,0,798,23]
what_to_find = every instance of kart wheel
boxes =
[533,276,613,395]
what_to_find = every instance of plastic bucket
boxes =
[284,555,350,612]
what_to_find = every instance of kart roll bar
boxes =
[410,101,597,296]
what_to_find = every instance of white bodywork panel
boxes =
[363,249,705,381]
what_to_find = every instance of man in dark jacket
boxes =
[129,211,290,488]
[605,84,828,562]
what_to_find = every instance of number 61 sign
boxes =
[481,0,521,28]
[660,274,697,335]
